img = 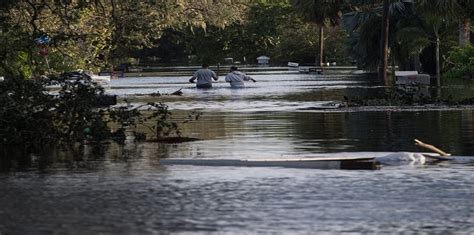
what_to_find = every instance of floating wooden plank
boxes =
[160,156,378,170]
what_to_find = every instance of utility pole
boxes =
[436,37,441,87]
[319,26,324,70]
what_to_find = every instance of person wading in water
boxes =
[224,66,256,88]
[189,64,218,88]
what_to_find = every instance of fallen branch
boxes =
[414,139,451,156]
[170,88,183,96]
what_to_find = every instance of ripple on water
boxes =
[2,163,474,234]
[2,73,474,234]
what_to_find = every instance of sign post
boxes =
[34,35,51,73]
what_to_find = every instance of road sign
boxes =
[39,46,49,56]
[34,35,50,45]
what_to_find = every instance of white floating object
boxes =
[160,156,377,170]
[287,62,299,67]
[395,71,431,85]
[375,152,427,165]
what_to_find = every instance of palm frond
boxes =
[292,0,345,26]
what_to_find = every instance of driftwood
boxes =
[170,88,183,96]
[414,139,451,156]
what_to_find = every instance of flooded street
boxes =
[1,71,474,234]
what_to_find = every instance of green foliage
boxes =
[178,0,349,65]
[0,75,184,160]
[0,75,113,153]
[0,77,56,150]
[392,25,430,70]
[292,0,345,26]
[1,0,469,73]
[52,77,110,143]
[444,45,474,79]
[344,15,381,70]
[418,0,474,20]
[0,20,34,77]
[0,0,250,76]
[341,1,464,73]
[276,17,320,63]
[184,1,294,64]
[143,102,181,139]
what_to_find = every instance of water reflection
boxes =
[163,110,474,159]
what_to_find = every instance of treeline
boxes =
[0,0,249,77]
[0,0,473,80]
[138,1,350,66]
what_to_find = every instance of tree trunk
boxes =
[436,37,441,87]
[459,18,471,47]
[379,0,390,84]
[412,53,420,72]
[319,26,324,69]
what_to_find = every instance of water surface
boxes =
[1,71,474,234]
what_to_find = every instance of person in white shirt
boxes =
[189,64,218,88]
[224,66,256,88]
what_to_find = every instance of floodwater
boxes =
[2,71,474,234]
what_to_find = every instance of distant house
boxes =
[257,56,270,65]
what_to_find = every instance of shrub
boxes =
[444,45,474,79]
[0,77,57,152]
[0,74,183,165]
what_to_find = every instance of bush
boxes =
[0,75,116,156]
[0,77,57,151]
[444,45,474,79]
[0,74,183,164]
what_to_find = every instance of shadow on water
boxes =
[1,143,120,173]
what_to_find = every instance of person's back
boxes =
[225,67,255,88]
[189,64,218,88]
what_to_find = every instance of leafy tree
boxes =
[0,0,250,77]
[342,1,406,70]
[344,0,424,84]
[0,78,57,152]
[183,0,294,64]
[416,5,453,85]
[419,0,474,47]
[0,74,186,168]
[385,2,458,84]
[292,0,346,67]
[444,45,474,80]
[177,0,324,65]
[343,12,381,70]
[276,16,320,63]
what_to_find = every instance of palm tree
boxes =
[292,0,345,68]
[419,0,474,47]
[342,0,409,84]
[416,1,468,86]
[344,0,390,82]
